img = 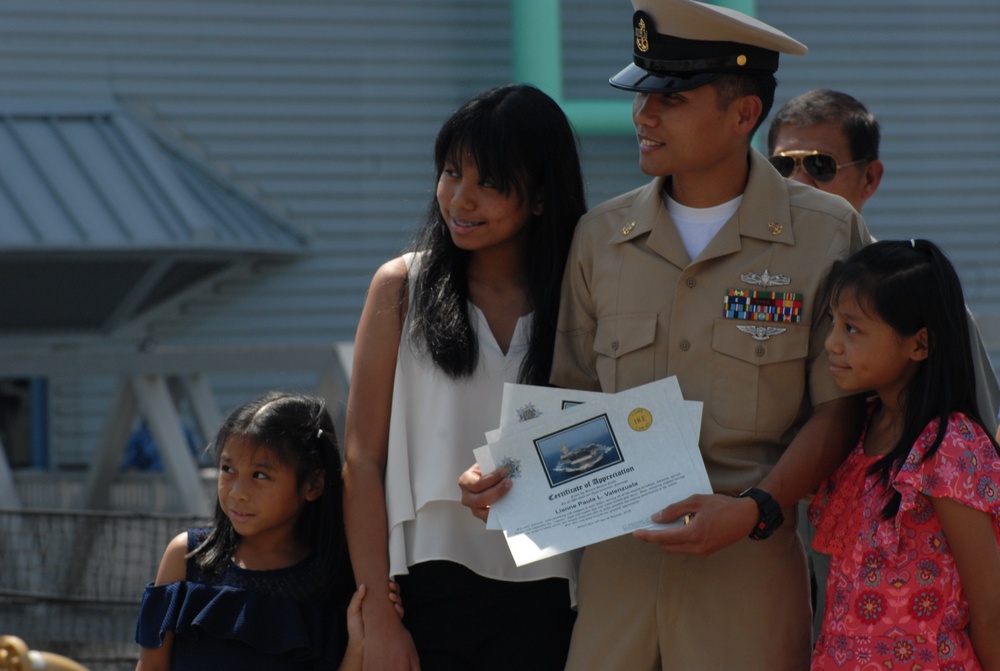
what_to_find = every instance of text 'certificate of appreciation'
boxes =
[474,376,711,566]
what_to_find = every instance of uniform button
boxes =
[680,340,691,351]
[685,277,696,288]
[755,345,765,357]
[612,340,619,351]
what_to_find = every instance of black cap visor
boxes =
[609,62,722,94]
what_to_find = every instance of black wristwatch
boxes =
[739,487,784,540]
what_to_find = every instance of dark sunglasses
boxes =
[768,151,866,183]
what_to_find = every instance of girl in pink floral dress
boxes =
[810,239,1000,670]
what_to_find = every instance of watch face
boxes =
[750,517,777,540]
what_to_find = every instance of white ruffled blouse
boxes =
[383,252,578,596]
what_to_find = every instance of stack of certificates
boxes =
[475,376,711,566]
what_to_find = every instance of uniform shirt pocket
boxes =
[709,318,810,433]
[593,313,658,392]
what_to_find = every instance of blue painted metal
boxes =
[0,102,308,252]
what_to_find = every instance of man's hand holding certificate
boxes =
[474,376,712,566]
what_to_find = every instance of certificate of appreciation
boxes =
[474,376,711,566]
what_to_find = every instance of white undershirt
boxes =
[665,192,742,261]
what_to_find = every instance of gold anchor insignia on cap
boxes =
[767,221,783,235]
[622,221,637,235]
[635,19,649,52]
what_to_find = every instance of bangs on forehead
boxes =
[222,432,292,468]
[441,127,528,201]
[830,278,877,318]
[222,435,268,458]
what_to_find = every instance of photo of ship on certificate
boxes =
[474,376,712,566]
[537,414,623,487]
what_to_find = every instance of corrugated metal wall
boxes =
[0,0,996,465]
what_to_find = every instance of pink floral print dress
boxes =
[809,403,1000,670]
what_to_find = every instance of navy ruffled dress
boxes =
[135,528,346,670]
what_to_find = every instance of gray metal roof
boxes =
[0,100,308,332]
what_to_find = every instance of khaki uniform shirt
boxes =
[551,148,872,495]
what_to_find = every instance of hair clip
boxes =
[316,428,324,439]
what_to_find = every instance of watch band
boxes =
[739,487,784,540]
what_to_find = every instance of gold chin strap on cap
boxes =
[0,636,92,671]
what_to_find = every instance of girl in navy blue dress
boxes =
[136,391,397,670]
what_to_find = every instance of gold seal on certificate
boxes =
[627,407,652,431]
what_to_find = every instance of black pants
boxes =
[396,560,576,671]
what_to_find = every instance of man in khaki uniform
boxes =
[548,2,872,669]
[460,0,872,667]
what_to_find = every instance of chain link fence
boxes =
[0,509,205,671]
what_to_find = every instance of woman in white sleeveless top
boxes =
[344,84,587,671]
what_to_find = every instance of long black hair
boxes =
[827,239,1000,518]
[190,391,351,599]
[407,83,587,385]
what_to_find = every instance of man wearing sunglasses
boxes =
[462,1,871,669]
[767,89,998,431]
[766,89,884,214]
